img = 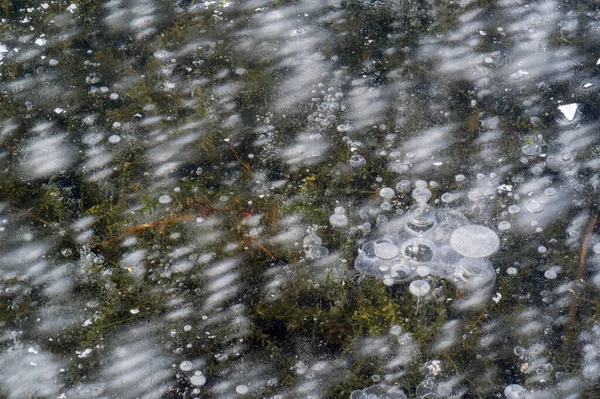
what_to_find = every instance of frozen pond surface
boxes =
[1,0,600,398]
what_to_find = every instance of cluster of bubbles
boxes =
[354,183,500,298]
[580,323,600,381]
[303,228,330,261]
[350,384,407,399]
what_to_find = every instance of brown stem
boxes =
[230,146,253,177]
[566,214,597,346]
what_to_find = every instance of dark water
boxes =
[1,0,600,398]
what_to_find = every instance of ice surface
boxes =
[0,1,598,398]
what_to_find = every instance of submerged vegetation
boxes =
[0,0,600,398]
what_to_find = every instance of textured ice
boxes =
[0,1,598,397]
[20,133,75,180]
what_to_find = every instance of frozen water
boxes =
[0,1,598,398]
[450,225,500,258]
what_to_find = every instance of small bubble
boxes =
[538,246,547,254]
[522,143,542,156]
[236,385,249,394]
[334,206,346,215]
[544,187,556,196]
[455,174,466,182]
[514,346,526,357]
[109,93,119,100]
[190,373,206,386]
[441,192,456,203]
[507,267,518,275]
[159,195,172,204]
[108,134,121,143]
[379,187,395,199]
[196,217,205,224]
[396,179,411,193]
[412,187,432,203]
[180,361,193,371]
[525,198,544,213]
[61,248,73,257]
[349,154,366,167]
[508,205,521,214]
[498,221,511,231]
[544,270,557,279]
[329,213,348,227]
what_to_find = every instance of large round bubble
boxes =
[450,225,500,258]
